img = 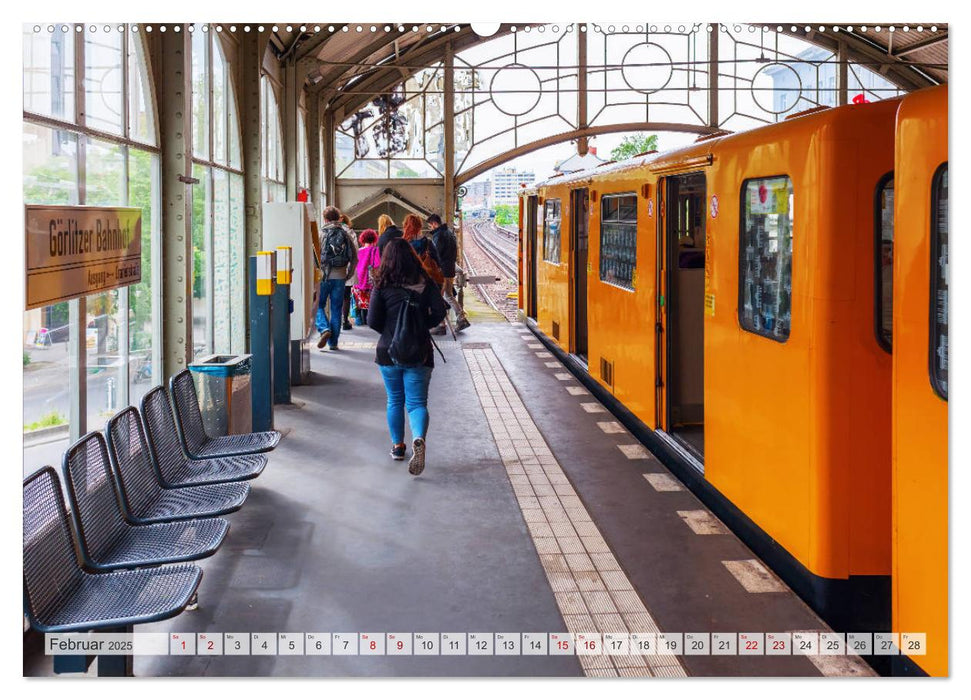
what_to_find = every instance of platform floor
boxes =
[25,320,875,678]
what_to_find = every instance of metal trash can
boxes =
[188,354,253,437]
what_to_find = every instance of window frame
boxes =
[543,198,562,264]
[929,162,948,401]
[737,174,794,343]
[598,191,638,291]
[873,171,894,353]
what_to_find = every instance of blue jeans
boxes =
[316,279,345,346]
[378,365,432,445]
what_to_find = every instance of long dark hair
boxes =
[375,237,423,288]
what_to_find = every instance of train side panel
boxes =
[892,84,948,677]
[586,174,660,428]
[702,101,897,586]
[535,182,571,352]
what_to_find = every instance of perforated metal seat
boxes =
[23,467,202,633]
[62,432,229,570]
[170,369,281,459]
[140,388,266,486]
[105,412,250,524]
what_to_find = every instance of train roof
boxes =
[524,99,904,194]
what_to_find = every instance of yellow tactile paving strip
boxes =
[463,346,688,678]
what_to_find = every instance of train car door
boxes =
[660,173,707,464]
[572,188,590,361]
[526,195,539,319]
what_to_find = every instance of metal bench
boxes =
[24,467,202,676]
[62,430,229,571]
[103,417,250,524]
[170,369,281,459]
[140,388,266,487]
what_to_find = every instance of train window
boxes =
[544,199,562,264]
[875,173,894,352]
[930,163,948,400]
[739,176,794,342]
[599,193,637,289]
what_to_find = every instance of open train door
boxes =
[526,195,539,319]
[657,173,707,469]
[571,188,590,362]
[655,179,667,431]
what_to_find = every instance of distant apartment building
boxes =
[493,167,536,206]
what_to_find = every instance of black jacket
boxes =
[367,281,448,368]
[431,224,458,278]
[377,225,404,254]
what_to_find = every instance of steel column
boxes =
[838,39,849,106]
[240,28,264,257]
[309,91,322,213]
[322,108,336,210]
[158,25,194,379]
[444,41,455,226]
[283,59,297,201]
[708,24,719,129]
[577,24,588,156]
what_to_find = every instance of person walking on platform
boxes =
[367,238,448,475]
[316,206,358,351]
[352,228,380,325]
[427,213,471,335]
[340,213,358,331]
[377,213,403,254]
[402,214,444,286]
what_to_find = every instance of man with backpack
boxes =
[316,206,358,351]
[427,214,471,335]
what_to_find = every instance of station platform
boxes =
[25,321,875,678]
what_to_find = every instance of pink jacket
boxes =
[354,245,380,291]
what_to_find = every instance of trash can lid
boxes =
[188,353,253,376]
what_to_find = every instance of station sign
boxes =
[25,205,142,310]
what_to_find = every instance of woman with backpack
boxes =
[367,238,448,475]
[352,228,380,325]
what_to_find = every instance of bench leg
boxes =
[97,653,133,677]
[53,654,94,674]
[97,624,134,677]
[185,591,199,611]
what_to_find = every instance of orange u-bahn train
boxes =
[517,85,947,676]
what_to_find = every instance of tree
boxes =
[610,133,659,162]
[494,204,518,226]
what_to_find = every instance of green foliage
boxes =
[494,204,518,226]
[23,351,30,367]
[610,133,659,162]
[24,411,67,432]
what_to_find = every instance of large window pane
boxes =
[84,28,124,135]
[128,149,158,405]
[86,289,125,430]
[192,163,212,357]
[85,137,126,205]
[23,26,75,121]
[192,28,209,160]
[230,173,247,353]
[23,122,78,205]
[600,193,637,289]
[128,31,157,145]
[212,168,231,351]
[298,109,309,191]
[212,40,227,165]
[739,176,794,341]
[931,164,948,399]
[23,121,79,476]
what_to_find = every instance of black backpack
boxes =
[388,290,428,368]
[323,226,350,268]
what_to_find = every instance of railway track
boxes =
[467,221,518,280]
